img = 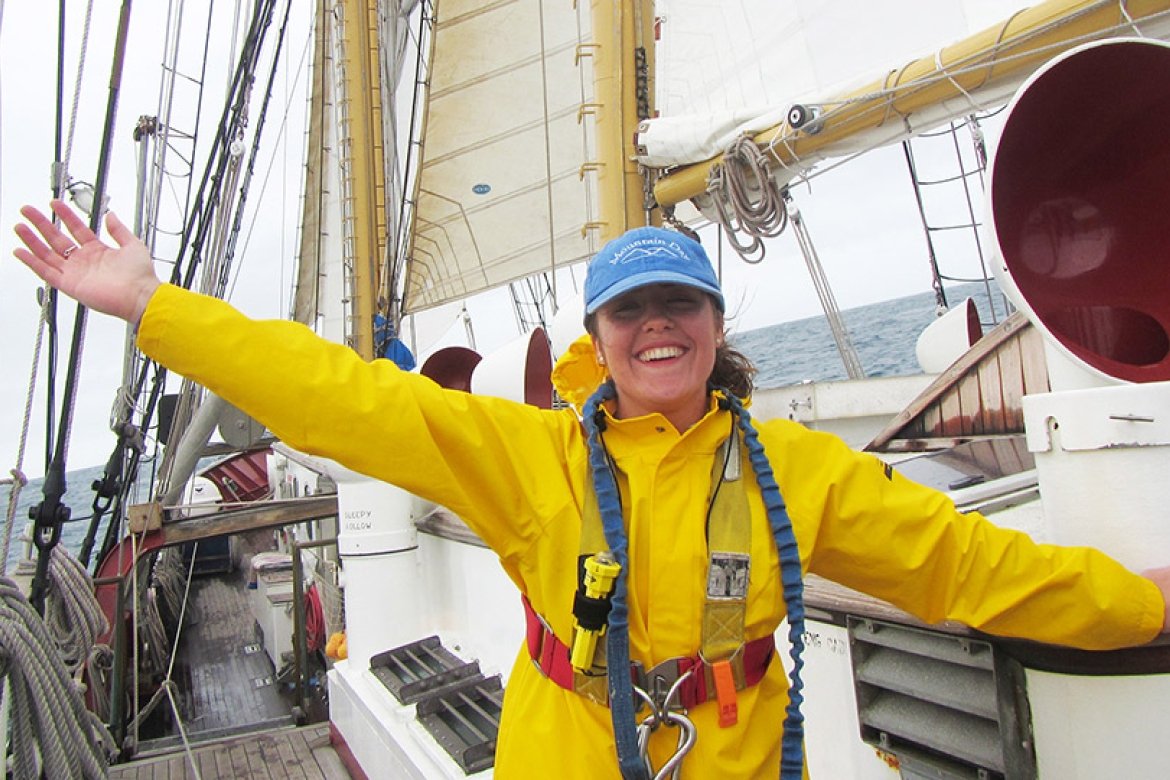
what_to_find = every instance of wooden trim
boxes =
[161,495,339,545]
[866,313,1041,451]
[805,574,1170,676]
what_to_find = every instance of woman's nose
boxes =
[641,303,673,328]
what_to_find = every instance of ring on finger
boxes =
[62,246,77,259]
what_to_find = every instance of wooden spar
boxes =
[652,0,1170,209]
[335,0,387,359]
[160,495,339,544]
[590,0,658,239]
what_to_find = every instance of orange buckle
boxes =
[711,658,738,728]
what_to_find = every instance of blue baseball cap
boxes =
[583,226,724,315]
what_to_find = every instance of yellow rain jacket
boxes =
[138,284,1164,779]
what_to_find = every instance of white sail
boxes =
[400,0,600,315]
[654,0,1031,122]
[645,0,1170,201]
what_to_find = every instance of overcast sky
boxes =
[1,2,1002,476]
[1,2,312,476]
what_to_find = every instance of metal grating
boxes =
[370,635,502,774]
[370,635,483,704]
[417,675,504,775]
[849,617,1035,779]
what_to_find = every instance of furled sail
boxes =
[646,0,1170,208]
[401,0,599,314]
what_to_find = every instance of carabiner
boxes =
[653,710,697,779]
[634,669,698,779]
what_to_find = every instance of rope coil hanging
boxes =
[1,562,115,780]
[705,136,789,264]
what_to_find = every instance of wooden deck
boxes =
[144,571,296,748]
[108,722,350,779]
[108,556,350,778]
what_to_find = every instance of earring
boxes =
[597,354,606,366]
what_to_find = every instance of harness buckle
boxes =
[633,657,696,714]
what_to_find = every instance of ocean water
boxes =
[4,462,109,573]
[733,280,1006,389]
[4,281,1005,572]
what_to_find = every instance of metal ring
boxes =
[62,246,77,259]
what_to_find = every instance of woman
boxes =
[14,202,1170,778]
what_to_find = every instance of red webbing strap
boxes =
[744,633,775,685]
[522,595,575,690]
[673,635,775,710]
[524,595,775,709]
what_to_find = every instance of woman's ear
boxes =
[591,336,606,366]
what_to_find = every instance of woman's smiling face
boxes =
[592,283,723,432]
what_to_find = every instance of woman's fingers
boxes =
[104,210,135,247]
[13,216,61,266]
[51,199,98,246]
[18,205,67,255]
[13,226,64,284]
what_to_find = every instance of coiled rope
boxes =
[0,568,114,779]
[42,546,110,674]
[582,381,806,778]
[706,136,790,264]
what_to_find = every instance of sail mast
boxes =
[334,0,388,359]
[294,0,329,328]
[591,0,658,238]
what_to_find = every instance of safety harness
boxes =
[525,383,806,779]
[523,428,774,718]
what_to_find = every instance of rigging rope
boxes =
[0,567,115,779]
[2,296,50,577]
[29,0,135,616]
[705,136,789,264]
[61,0,97,188]
[43,546,110,676]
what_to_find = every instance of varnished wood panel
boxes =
[867,314,1048,451]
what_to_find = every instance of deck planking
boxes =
[138,570,294,754]
[107,722,349,780]
[107,559,347,778]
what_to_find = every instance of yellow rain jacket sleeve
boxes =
[137,284,1163,779]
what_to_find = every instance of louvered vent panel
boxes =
[848,617,1036,779]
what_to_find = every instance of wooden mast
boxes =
[334,0,387,359]
[591,0,658,240]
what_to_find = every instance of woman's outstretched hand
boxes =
[13,199,161,325]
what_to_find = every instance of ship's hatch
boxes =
[370,635,503,774]
[891,437,1034,494]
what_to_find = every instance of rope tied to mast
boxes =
[705,136,789,264]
